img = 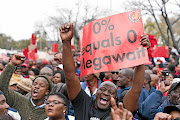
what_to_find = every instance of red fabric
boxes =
[103,78,112,82]
[147,34,158,59]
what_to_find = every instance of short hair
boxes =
[120,68,134,78]
[48,92,68,107]
[30,68,40,76]
[0,91,3,95]
[145,73,151,84]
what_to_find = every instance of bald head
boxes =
[40,67,53,80]
[150,74,159,88]
[120,68,134,79]
[145,70,153,75]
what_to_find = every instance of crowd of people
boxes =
[0,23,179,120]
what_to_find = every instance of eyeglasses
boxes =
[111,72,119,74]
[45,100,66,106]
[40,73,53,76]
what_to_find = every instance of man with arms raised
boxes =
[0,54,52,120]
[60,23,150,119]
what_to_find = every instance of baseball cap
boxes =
[20,63,29,68]
[163,105,180,114]
[168,82,180,94]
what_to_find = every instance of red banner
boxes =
[80,9,149,78]
[52,43,59,53]
[22,48,28,58]
[152,46,169,58]
[31,34,36,45]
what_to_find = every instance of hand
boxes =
[9,54,26,66]
[140,34,151,49]
[111,97,133,120]
[54,53,62,64]
[154,112,171,120]
[59,23,74,42]
[159,80,172,94]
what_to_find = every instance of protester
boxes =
[150,74,159,89]
[110,70,119,86]
[52,70,65,84]
[0,54,52,120]
[45,92,73,120]
[139,80,180,119]
[59,23,150,119]
[0,90,21,120]
[0,91,9,115]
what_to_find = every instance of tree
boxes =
[123,0,180,50]
[37,1,110,48]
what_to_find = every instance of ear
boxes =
[127,76,132,82]
[45,90,50,96]
[63,106,67,113]
[167,94,171,100]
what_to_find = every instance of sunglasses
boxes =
[111,72,119,74]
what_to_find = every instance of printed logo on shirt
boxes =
[90,117,100,120]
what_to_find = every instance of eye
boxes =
[53,101,60,105]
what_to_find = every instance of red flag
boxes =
[31,34,36,45]
[52,43,59,53]
[152,46,169,58]
[22,48,28,58]
[80,9,149,78]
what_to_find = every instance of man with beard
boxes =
[0,54,52,120]
[59,23,150,119]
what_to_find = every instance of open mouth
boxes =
[100,98,108,105]
[32,89,38,97]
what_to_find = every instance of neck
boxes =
[144,84,150,92]
[49,115,66,120]
[32,98,45,106]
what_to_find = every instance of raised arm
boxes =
[123,35,150,113]
[0,54,25,106]
[59,23,81,101]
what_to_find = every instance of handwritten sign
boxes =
[80,9,149,78]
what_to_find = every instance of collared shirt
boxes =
[30,98,46,109]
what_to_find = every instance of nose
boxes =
[103,90,109,96]
[5,103,10,109]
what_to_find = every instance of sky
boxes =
[0,0,126,41]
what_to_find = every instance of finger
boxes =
[118,102,124,111]
[111,97,118,111]
[127,111,133,120]
[111,108,116,120]
[122,109,127,120]
[70,23,74,32]
[167,115,172,120]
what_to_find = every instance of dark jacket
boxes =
[139,90,172,119]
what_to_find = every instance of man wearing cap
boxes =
[0,54,52,120]
[139,80,180,119]
[154,105,180,120]
[20,63,29,77]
